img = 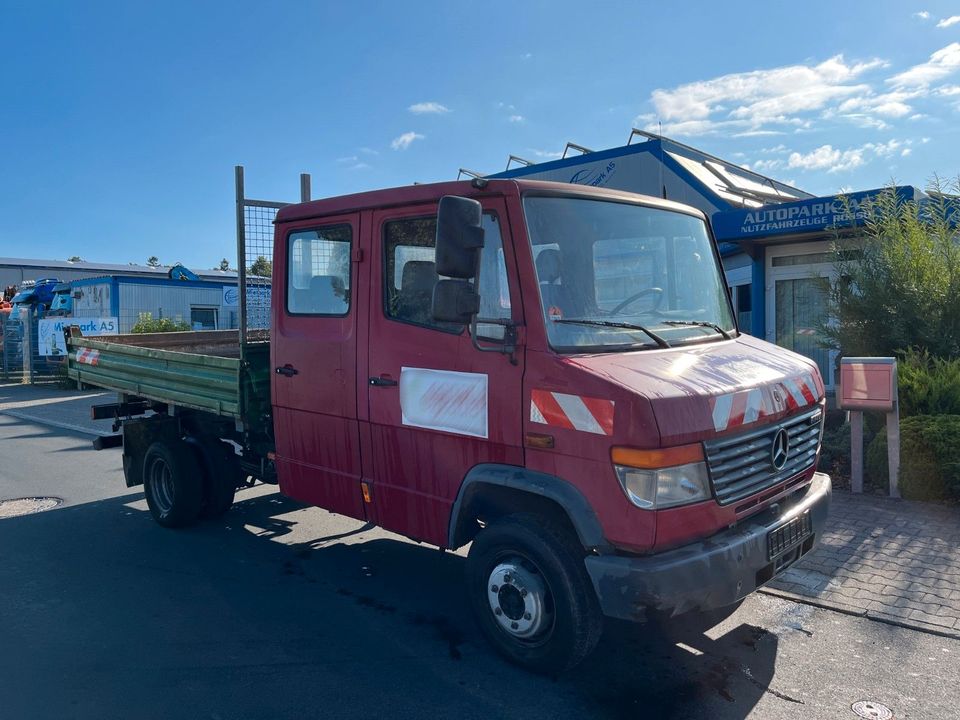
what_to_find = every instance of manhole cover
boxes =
[852,700,893,719]
[0,497,63,518]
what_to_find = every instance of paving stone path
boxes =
[765,489,960,637]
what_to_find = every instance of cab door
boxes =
[364,200,524,546]
[271,213,366,519]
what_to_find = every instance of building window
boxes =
[190,307,218,330]
[287,225,352,315]
[734,284,752,333]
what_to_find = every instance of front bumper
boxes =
[585,471,831,621]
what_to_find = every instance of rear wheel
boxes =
[466,513,602,674]
[185,436,239,519]
[142,440,203,528]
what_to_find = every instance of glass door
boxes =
[766,242,837,390]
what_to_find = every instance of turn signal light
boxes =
[611,443,704,469]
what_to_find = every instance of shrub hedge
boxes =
[897,349,960,417]
[866,414,960,501]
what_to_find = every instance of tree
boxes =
[249,255,272,277]
[218,258,231,271]
[67,256,83,262]
[824,180,960,360]
[147,256,161,268]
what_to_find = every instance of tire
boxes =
[185,436,238,520]
[142,440,203,528]
[466,513,602,674]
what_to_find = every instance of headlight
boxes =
[611,445,711,509]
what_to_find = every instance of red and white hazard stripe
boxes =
[710,372,818,433]
[75,348,100,366]
[530,389,615,436]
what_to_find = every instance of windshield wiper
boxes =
[660,320,734,340]
[553,318,671,348]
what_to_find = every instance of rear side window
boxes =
[287,226,352,315]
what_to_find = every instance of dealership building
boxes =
[490,131,923,392]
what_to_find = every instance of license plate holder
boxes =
[767,510,812,560]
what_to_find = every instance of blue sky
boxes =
[2,0,960,269]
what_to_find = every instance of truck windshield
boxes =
[524,195,736,352]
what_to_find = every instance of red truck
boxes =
[69,178,830,673]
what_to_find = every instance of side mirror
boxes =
[432,279,479,324]
[436,195,484,279]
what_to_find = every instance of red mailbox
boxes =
[838,357,897,412]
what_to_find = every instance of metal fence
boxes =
[235,166,311,352]
[1,308,64,383]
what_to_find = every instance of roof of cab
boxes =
[274,179,707,224]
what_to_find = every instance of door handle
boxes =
[368,375,398,387]
[275,365,299,377]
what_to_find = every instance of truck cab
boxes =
[270,179,830,671]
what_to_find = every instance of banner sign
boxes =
[38,317,118,357]
[711,186,921,242]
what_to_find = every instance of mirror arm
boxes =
[469,317,519,364]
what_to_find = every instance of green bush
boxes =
[130,313,190,334]
[866,415,960,501]
[897,348,960,416]
[819,421,851,483]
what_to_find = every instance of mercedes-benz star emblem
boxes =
[771,428,790,471]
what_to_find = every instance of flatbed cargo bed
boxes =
[67,330,270,420]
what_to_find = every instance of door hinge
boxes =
[352,248,365,263]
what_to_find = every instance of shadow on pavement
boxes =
[0,490,782,720]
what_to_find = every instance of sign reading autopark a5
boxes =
[38,317,118,357]
[711,186,920,242]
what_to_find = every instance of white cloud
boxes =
[888,42,960,87]
[749,158,784,173]
[786,139,906,173]
[788,145,846,171]
[348,162,370,170]
[391,131,425,150]
[508,115,525,123]
[359,146,379,155]
[915,10,930,20]
[901,148,913,157]
[648,55,884,134]
[529,148,562,159]
[937,15,960,28]
[408,101,450,114]
[521,52,532,60]
[733,129,785,137]
[336,155,358,163]
[639,45,960,139]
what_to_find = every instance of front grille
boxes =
[704,406,823,506]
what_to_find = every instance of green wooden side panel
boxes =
[67,335,245,418]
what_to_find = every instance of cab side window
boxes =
[383,217,460,332]
[476,213,512,340]
[383,213,511,335]
[287,226,352,316]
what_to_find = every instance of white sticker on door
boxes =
[399,367,488,438]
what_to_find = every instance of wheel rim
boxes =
[147,457,175,514]
[486,556,553,642]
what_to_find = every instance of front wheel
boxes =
[466,513,602,674]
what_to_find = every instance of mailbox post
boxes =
[838,357,900,498]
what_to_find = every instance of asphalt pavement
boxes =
[1,411,958,719]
